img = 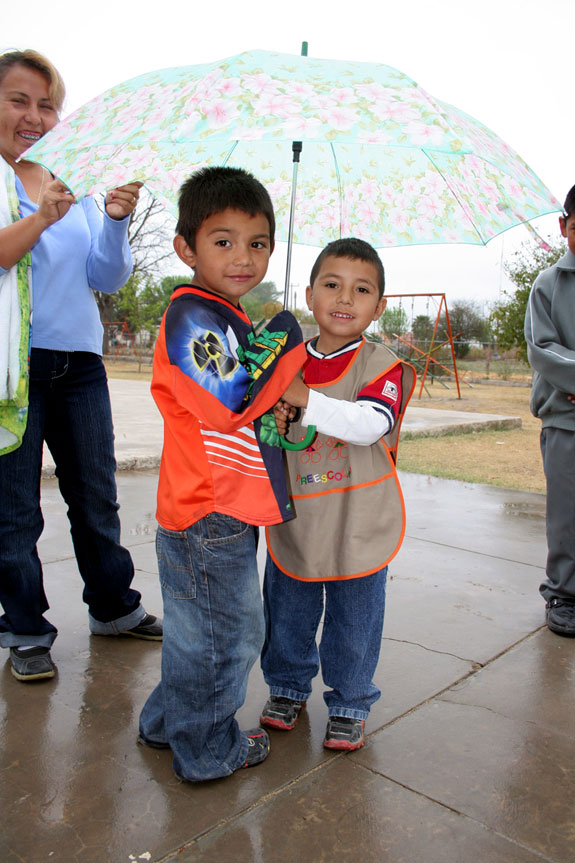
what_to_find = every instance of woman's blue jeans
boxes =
[0,349,143,648]
[261,556,388,720]
[139,516,265,782]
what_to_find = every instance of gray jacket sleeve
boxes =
[525,267,575,393]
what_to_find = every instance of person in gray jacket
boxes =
[525,184,575,636]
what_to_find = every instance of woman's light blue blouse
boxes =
[0,179,132,354]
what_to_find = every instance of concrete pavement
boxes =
[39,378,522,476]
[5,380,574,863]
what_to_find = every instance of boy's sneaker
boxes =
[546,597,575,636]
[121,614,163,641]
[9,647,56,681]
[260,696,306,731]
[242,728,270,768]
[323,716,365,751]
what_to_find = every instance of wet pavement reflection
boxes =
[2,470,574,863]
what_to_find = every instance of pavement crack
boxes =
[383,636,479,665]
[404,533,545,570]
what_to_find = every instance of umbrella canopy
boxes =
[25,49,561,248]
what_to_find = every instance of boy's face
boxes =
[560,213,575,256]
[173,208,272,306]
[306,255,386,354]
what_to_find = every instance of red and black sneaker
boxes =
[323,716,365,751]
[260,696,306,731]
[242,728,271,768]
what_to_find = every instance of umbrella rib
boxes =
[422,149,487,245]
[329,142,343,238]
[222,141,239,165]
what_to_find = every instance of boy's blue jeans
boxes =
[139,516,264,782]
[261,556,387,720]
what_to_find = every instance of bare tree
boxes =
[94,188,176,351]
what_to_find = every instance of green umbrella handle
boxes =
[281,424,317,451]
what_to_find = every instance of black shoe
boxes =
[323,716,365,751]
[260,696,306,731]
[242,728,270,768]
[546,597,575,637]
[121,614,163,641]
[9,647,56,681]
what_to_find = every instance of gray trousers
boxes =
[540,426,575,601]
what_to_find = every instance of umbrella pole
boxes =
[283,141,302,308]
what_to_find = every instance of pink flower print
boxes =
[356,129,392,145]
[357,178,380,203]
[242,73,280,96]
[289,80,315,101]
[404,120,446,147]
[308,93,337,111]
[388,207,410,231]
[357,199,380,224]
[422,170,445,196]
[252,92,294,119]
[411,216,435,240]
[319,106,359,132]
[216,77,242,98]
[267,177,291,202]
[331,87,356,105]
[418,194,444,220]
[372,101,419,124]
[200,99,240,129]
[176,112,203,139]
[232,126,268,141]
[281,116,322,137]
[402,176,422,197]
[356,82,395,102]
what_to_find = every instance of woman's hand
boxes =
[105,181,143,220]
[36,178,76,227]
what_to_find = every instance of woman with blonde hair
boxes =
[0,49,162,682]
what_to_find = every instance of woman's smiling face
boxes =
[0,64,58,165]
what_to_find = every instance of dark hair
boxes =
[309,237,385,297]
[176,166,275,250]
[563,185,575,220]
[0,49,65,113]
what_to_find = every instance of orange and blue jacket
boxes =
[152,285,306,531]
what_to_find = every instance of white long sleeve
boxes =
[301,388,393,446]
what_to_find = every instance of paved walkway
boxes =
[5,380,573,863]
[41,378,522,475]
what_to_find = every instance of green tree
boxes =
[411,314,435,343]
[438,299,491,358]
[95,188,176,351]
[379,305,409,338]
[490,238,566,362]
[240,281,281,323]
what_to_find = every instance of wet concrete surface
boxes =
[3,461,575,863]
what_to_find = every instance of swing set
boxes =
[380,293,469,399]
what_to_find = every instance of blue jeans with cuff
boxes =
[139,515,264,782]
[0,349,143,649]
[261,555,387,720]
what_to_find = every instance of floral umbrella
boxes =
[25,49,561,253]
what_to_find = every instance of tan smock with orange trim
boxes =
[266,341,415,581]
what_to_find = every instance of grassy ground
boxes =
[399,379,545,493]
[104,357,546,494]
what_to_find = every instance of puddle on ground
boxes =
[503,501,545,520]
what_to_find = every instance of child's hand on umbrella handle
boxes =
[105,181,143,220]
[282,373,310,409]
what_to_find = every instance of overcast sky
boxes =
[4,0,574,314]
